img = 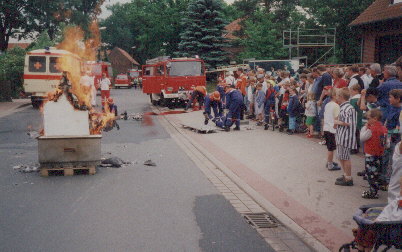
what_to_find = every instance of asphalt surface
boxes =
[0,89,273,252]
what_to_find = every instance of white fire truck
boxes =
[23,47,82,108]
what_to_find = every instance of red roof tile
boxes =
[224,18,244,40]
[350,0,402,26]
[8,43,30,50]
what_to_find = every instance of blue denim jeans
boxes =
[289,116,296,130]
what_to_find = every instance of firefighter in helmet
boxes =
[203,91,223,125]
[185,85,207,111]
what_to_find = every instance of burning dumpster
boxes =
[38,94,102,176]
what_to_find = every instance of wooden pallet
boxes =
[40,166,96,177]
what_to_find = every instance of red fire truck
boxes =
[142,56,206,108]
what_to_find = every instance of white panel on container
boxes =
[43,95,90,136]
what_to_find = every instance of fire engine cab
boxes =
[142,56,206,108]
[23,47,82,108]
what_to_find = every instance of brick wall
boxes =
[361,20,402,63]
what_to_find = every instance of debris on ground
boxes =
[100,157,131,168]
[27,131,40,139]
[143,159,156,166]
[133,113,143,121]
[13,164,39,173]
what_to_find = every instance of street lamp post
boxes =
[98,27,107,61]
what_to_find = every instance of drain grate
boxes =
[243,213,281,229]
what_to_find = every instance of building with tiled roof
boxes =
[7,43,30,50]
[223,18,245,61]
[350,0,402,64]
[108,47,140,74]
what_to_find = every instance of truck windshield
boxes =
[168,61,202,76]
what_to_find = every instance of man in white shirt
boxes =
[79,71,96,107]
[359,67,373,90]
[100,73,111,107]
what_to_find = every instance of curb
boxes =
[155,108,329,252]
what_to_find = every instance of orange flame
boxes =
[56,21,101,108]
[41,20,117,134]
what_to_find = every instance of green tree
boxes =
[0,0,34,52]
[239,11,287,59]
[177,0,228,69]
[101,0,189,64]
[27,30,55,51]
[0,47,26,100]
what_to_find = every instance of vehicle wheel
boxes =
[159,94,166,107]
[32,101,40,109]
[150,94,157,106]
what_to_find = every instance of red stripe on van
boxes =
[24,74,62,80]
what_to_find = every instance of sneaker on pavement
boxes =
[328,165,341,171]
[357,171,366,176]
[361,190,379,199]
[335,177,353,186]
[319,140,326,145]
[336,175,345,182]
[264,124,269,130]
[233,126,240,131]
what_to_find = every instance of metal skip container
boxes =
[38,135,102,171]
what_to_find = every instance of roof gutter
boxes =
[349,15,402,27]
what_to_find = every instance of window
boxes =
[144,66,155,76]
[29,56,46,72]
[156,65,165,76]
[168,61,203,76]
[49,57,61,73]
[116,75,128,80]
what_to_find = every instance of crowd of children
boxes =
[209,58,402,200]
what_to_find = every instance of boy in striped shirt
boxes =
[334,88,357,186]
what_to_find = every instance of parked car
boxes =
[114,74,132,89]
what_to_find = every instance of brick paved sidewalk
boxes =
[163,110,387,252]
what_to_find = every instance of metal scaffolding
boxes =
[283,28,336,67]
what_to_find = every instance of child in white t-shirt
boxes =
[323,87,341,171]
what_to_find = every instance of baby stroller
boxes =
[339,203,402,252]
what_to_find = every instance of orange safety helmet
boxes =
[210,91,220,101]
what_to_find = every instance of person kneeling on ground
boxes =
[203,91,223,125]
[185,86,207,111]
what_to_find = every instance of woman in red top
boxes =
[332,68,348,88]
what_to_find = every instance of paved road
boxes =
[0,89,273,252]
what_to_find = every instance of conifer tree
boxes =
[177,0,228,70]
